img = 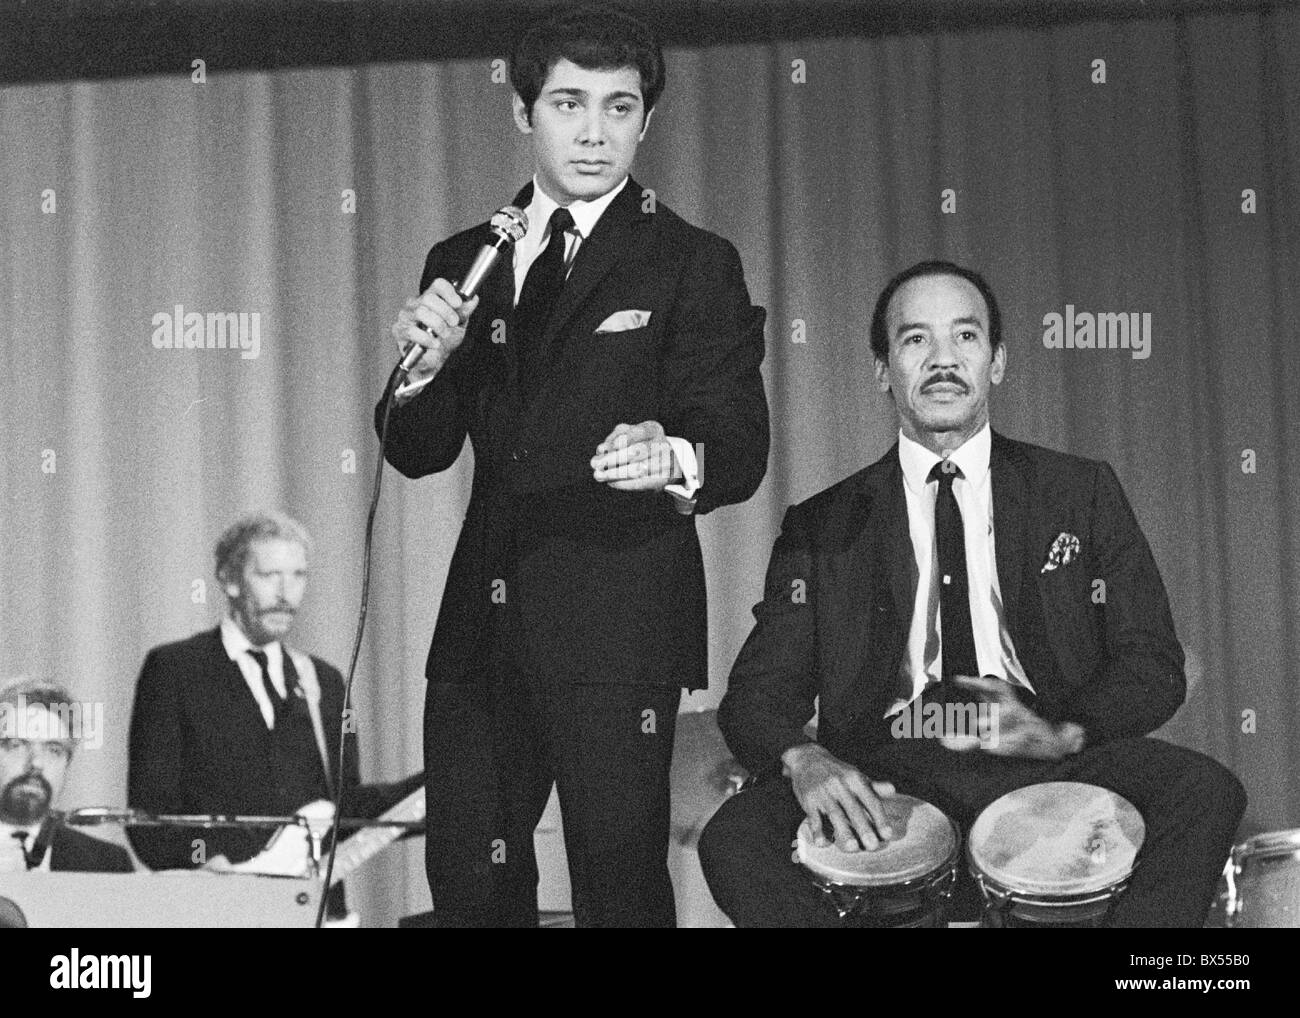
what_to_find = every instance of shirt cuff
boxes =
[663,436,701,514]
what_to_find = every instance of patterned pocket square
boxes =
[595,309,652,333]
[1041,532,1081,573]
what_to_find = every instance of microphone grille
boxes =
[490,205,529,243]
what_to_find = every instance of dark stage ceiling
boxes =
[0,0,1292,85]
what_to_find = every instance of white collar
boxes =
[898,422,992,494]
[220,616,322,704]
[527,174,629,240]
[220,615,280,664]
[1,817,51,874]
[0,818,43,846]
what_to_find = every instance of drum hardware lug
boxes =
[976,873,1012,906]
[936,866,957,901]
[814,882,857,921]
[1221,854,1242,925]
[973,873,1015,926]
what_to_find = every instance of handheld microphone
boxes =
[398,204,529,375]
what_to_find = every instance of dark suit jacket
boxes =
[126,627,407,869]
[718,431,1186,776]
[48,826,134,873]
[378,178,769,690]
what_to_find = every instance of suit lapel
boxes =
[47,825,65,870]
[482,229,518,392]
[825,448,914,709]
[991,431,1030,644]
[32,814,61,869]
[541,177,649,354]
[494,182,535,391]
[314,662,343,789]
[209,627,272,738]
[886,460,915,624]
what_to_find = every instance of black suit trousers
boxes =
[699,732,1246,928]
[423,602,681,928]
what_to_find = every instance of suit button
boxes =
[510,447,529,463]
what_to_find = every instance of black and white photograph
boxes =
[0,0,1294,990]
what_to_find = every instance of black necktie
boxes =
[248,648,293,728]
[929,460,979,683]
[250,648,329,797]
[11,831,33,870]
[514,206,575,389]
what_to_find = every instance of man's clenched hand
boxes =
[591,421,684,491]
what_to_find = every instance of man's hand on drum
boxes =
[591,421,684,491]
[391,278,479,382]
[781,743,897,852]
[940,674,1086,760]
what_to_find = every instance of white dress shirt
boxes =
[887,423,1034,716]
[511,174,628,301]
[0,820,51,872]
[220,616,300,730]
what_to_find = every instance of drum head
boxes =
[796,795,958,887]
[969,782,1144,897]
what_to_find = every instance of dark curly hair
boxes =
[510,2,665,125]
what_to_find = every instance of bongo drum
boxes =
[795,795,960,927]
[967,781,1144,927]
[1224,829,1300,928]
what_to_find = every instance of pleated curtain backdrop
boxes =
[1,7,1296,925]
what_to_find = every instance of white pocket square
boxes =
[1041,532,1081,573]
[595,309,651,333]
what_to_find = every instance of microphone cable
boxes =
[313,361,405,929]
[310,204,523,927]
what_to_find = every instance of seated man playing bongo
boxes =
[699,260,1246,928]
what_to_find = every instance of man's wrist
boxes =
[1056,722,1087,755]
[780,740,821,776]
